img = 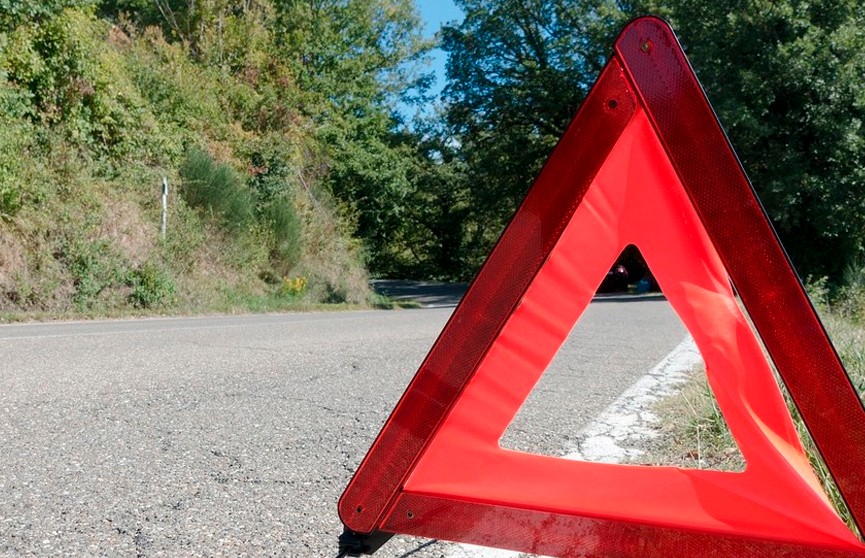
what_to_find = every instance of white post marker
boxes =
[161,176,168,240]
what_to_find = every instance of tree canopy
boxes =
[437,0,865,284]
[652,0,865,282]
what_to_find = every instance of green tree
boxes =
[272,0,433,274]
[641,0,865,283]
[274,0,429,112]
[98,0,274,63]
[377,119,472,278]
[440,0,865,283]
[0,0,93,31]
[440,0,628,270]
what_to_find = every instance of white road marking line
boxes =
[567,335,702,462]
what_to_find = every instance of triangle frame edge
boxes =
[615,16,865,532]
[338,56,639,535]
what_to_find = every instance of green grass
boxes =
[822,312,865,400]
[0,296,361,323]
[367,292,422,309]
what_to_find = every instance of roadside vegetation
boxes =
[0,1,420,317]
[637,368,745,472]
[2,1,865,319]
[637,277,865,531]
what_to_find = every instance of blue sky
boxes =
[415,0,463,99]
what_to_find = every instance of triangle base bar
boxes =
[384,494,864,558]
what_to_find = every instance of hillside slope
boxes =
[0,6,375,316]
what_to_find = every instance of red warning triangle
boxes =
[338,17,865,557]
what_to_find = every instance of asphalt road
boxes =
[0,299,685,557]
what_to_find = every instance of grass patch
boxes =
[0,294,361,323]
[642,307,865,532]
[636,368,745,472]
[821,312,865,401]
[367,292,422,309]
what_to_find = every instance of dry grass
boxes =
[641,310,865,535]
[632,367,745,472]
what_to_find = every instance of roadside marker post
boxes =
[161,176,168,240]
[337,16,865,557]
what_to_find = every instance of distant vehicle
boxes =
[598,264,629,293]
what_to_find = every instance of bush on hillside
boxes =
[179,146,254,232]
[127,260,176,308]
[259,196,302,273]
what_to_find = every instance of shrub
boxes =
[1,9,148,161]
[279,275,307,297]
[179,146,254,231]
[59,238,127,308]
[0,94,36,218]
[260,196,302,272]
[127,261,176,308]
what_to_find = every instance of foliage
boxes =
[179,146,255,232]
[4,0,865,306]
[638,0,865,284]
[59,237,128,309]
[438,0,865,284]
[0,0,94,32]
[0,2,374,315]
[0,114,31,218]
[243,134,306,273]
[815,258,865,323]
[279,275,307,297]
[1,8,151,161]
[437,0,629,273]
[376,123,473,279]
[272,0,434,275]
[293,179,370,304]
[260,195,303,272]
[127,260,176,308]
[274,0,430,115]
[640,373,744,471]
[102,0,436,280]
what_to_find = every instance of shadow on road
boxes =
[371,280,468,308]
[372,280,666,308]
[593,293,667,303]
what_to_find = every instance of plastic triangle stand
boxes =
[338,16,865,557]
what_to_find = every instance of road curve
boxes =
[0,301,685,556]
